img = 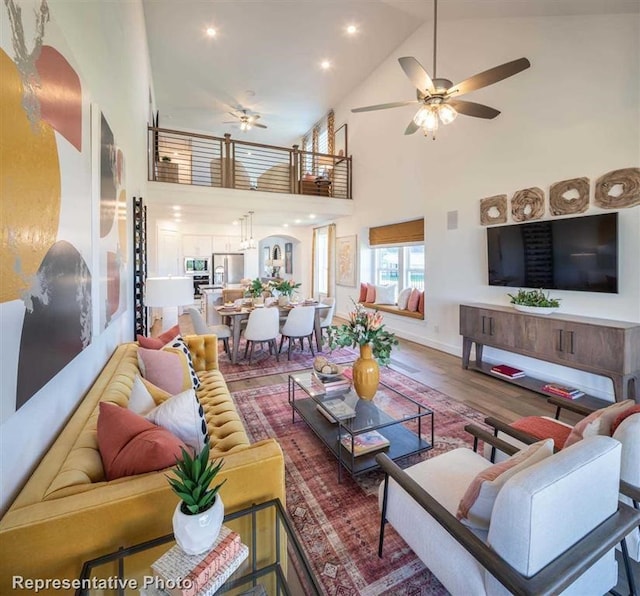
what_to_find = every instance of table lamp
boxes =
[145,276,193,331]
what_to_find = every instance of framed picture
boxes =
[334,123,347,160]
[336,235,357,287]
[285,242,293,274]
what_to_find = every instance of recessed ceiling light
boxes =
[206,27,216,38]
[346,24,357,35]
[283,223,289,228]
[320,60,331,70]
[232,220,238,225]
[172,205,181,211]
[295,219,301,224]
[309,214,316,219]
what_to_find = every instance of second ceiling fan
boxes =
[224,109,268,132]
[351,0,531,138]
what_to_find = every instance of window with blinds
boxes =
[369,218,424,246]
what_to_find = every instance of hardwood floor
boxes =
[168,312,638,592]
[171,312,578,424]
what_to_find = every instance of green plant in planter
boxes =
[160,155,172,162]
[272,278,301,297]
[244,277,271,298]
[508,288,560,308]
[167,444,225,515]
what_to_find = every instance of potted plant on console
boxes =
[508,288,561,315]
[167,444,226,555]
[326,302,398,400]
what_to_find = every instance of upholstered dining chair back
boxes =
[243,307,280,364]
[187,307,210,335]
[244,307,279,342]
[319,297,336,328]
[186,307,231,355]
[279,305,316,360]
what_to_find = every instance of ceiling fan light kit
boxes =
[351,0,530,139]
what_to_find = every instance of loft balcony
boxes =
[147,126,352,200]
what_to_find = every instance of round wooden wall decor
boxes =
[595,167,640,209]
[549,177,590,216]
[511,187,544,222]
[480,194,507,225]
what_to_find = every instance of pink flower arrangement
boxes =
[326,302,397,365]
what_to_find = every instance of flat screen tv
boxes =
[487,213,618,293]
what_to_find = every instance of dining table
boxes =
[216,301,331,365]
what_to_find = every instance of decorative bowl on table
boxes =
[313,356,344,380]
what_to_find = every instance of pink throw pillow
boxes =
[418,291,425,315]
[137,325,181,349]
[97,402,185,481]
[457,439,554,529]
[407,288,420,312]
[138,346,194,395]
[358,282,367,303]
[365,283,376,303]
[563,399,635,448]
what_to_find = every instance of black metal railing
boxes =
[148,126,352,199]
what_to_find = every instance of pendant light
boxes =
[247,211,256,249]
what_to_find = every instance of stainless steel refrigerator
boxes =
[212,253,245,285]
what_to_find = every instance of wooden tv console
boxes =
[460,303,640,403]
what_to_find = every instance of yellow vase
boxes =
[352,344,380,400]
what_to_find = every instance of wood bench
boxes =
[361,302,424,320]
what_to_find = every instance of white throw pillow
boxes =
[145,389,209,453]
[128,375,157,415]
[397,287,412,310]
[374,284,397,305]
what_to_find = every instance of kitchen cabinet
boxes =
[182,234,212,257]
[212,235,237,253]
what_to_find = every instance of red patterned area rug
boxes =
[218,341,358,382]
[231,367,487,595]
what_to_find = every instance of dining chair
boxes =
[242,307,280,364]
[279,305,316,360]
[316,297,336,343]
[186,307,231,355]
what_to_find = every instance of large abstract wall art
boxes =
[1,0,92,419]
[99,112,127,330]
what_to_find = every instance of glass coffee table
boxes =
[76,499,322,596]
[288,371,434,481]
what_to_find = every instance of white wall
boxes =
[331,13,640,399]
[147,210,313,298]
[0,0,152,513]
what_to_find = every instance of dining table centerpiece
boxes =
[272,278,301,305]
[325,302,398,399]
[244,277,272,302]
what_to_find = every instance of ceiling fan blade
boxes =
[254,123,267,129]
[251,114,261,121]
[448,57,531,97]
[222,120,238,124]
[448,99,500,119]
[398,56,435,94]
[228,112,240,119]
[351,99,418,113]
[404,120,420,135]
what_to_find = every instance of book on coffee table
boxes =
[317,398,356,422]
[340,430,390,456]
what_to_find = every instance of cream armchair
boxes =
[377,433,639,596]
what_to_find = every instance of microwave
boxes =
[184,257,210,274]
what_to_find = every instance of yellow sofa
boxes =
[0,335,285,591]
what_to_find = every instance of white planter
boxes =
[172,495,224,555]
[278,295,290,306]
[513,304,558,315]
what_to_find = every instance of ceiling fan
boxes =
[223,109,267,132]
[351,0,530,138]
